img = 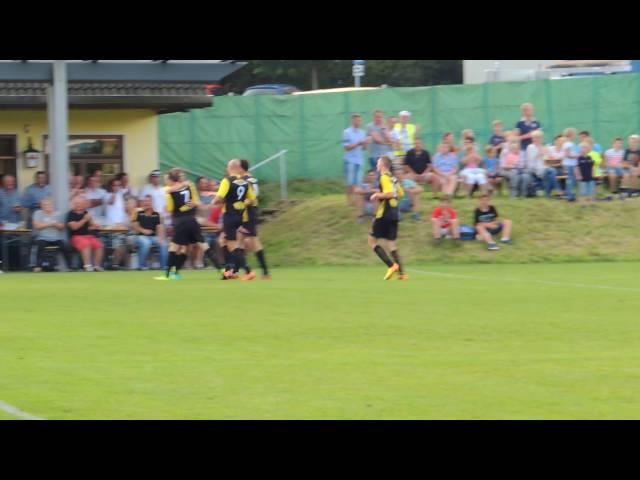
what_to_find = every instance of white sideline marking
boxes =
[409,268,640,293]
[0,400,44,420]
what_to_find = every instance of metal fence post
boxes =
[280,152,288,200]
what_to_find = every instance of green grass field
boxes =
[2,262,640,419]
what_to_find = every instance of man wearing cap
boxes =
[393,111,419,162]
[343,113,369,206]
[141,170,166,217]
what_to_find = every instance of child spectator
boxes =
[525,130,547,196]
[431,196,460,241]
[488,120,506,158]
[605,137,625,193]
[482,145,503,195]
[474,194,513,251]
[562,128,579,201]
[459,144,488,198]
[576,142,596,202]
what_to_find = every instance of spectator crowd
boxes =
[0,169,225,272]
[345,102,640,248]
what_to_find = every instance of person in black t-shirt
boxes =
[132,195,168,270]
[66,195,104,271]
[473,194,513,251]
[403,138,433,186]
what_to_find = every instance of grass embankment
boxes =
[259,180,640,266]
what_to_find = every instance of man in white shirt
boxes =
[141,170,167,218]
[84,175,108,224]
[104,177,128,269]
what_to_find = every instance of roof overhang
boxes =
[0,60,246,82]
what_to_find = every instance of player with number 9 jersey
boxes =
[217,174,256,241]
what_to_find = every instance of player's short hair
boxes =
[531,130,544,139]
[629,134,639,141]
[168,167,183,182]
[239,159,250,172]
[554,134,564,141]
[485,145,495,154]
[379,155,393,170]
[563,127,576,137]
[579,130,590,137]
[351,113,362,119]
[613,137,623,142]
[492,120,502,127]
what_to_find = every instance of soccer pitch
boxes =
[1,262,639,420]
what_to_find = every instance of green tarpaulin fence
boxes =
[159,73,640,181]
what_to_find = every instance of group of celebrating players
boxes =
[158,154,406,282]
[156,158,270,281]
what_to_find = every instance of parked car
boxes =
[206,84,226,96]
[242,84,299,96]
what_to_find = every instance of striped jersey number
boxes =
[237,185,246,200]
[180,189,191,203]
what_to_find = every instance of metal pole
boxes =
[49,61,69,213]
[280,152,287,200]
[355,76,361,88]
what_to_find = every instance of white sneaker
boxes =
[84,265,94,272]
[94,266,104,272]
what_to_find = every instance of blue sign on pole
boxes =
[353,60,366,65]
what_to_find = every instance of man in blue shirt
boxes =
[0,174,23,224]
[515,103,541,151]
[343,113,369,205]
[22,171,52,228]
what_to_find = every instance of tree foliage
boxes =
[223,60,462,93]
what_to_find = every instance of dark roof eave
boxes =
[0,95,213,110]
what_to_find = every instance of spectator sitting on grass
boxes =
[623,134,640,193]
[354,169,378,223]
[489,120,507,158]
[474,193,513,251]
[32,197,74,272]
[605,137,625,193]
[431,195,460,242]
[132,195,168,270]
[442,132,458,154]
[500,140,529,198]
[482,145,503,195]
[576,142,596,203]
[525,130,547,196]
[396,168,423,221]
[404,138,433,188]
[459,144,488,198]
[66,195,104,272]
[432,142,459,198]
[544,134,566,198]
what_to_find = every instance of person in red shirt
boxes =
[431,196,460,241]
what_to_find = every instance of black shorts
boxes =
[370,218,398,241]
[487,223,503,236]
[223,213,244,241]
[240,219,257,237]
[172,216,204,246]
